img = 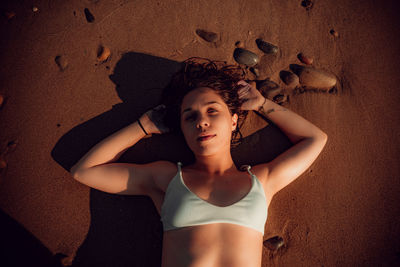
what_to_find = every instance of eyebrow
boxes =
[182,101,222,114]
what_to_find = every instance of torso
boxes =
[149,162,272,267]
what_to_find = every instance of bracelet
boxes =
[257,97,267,112]
[137,119,149,135]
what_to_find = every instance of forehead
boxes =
[181,87,225,110]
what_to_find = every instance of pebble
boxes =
[195,29,218,42]
[330,29,339,37]
[257,79,281,100]
[32,6,39,12]
[0,156,6,170]
[250,67,260,77]
[279,70,299,89]
[84,8,95,23]
[263,236,284,251]
[255,39,278,54]
[297,53,313,65]
[233,48,259,67]
[273,94,288,104]
[6,140,18,154]
[301,0,313,11]
[289,64,337,90]
[235,41,244,48]
[0,94,4,108]
[55,55,68,71]
[5,11,16,19]
[97,45,111,62]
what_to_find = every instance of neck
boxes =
[192,152,236,175]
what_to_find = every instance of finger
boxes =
[238,87,249,94]
[237,80,248,86]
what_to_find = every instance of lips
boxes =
[197,134,216,141]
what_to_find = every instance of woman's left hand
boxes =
[237,80,266,111]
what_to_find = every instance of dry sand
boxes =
[1,0,399,266]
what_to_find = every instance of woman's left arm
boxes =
[237,80,328,196]
[257,98,328,196]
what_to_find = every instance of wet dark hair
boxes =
[161,57,249,147]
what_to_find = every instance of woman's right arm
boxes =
[70,106,172,196]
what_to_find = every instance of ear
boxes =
[231,113,238,131]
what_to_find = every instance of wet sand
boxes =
[0,0,399,266]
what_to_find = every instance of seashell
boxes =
[233,48,259,67]
[255,39,278,54]
[279,70,299,89]
[257,79,281,100]
[84,8,95,23]
[195,29,218,42]
[297,53,313,65]
[55,55,68,71]
[289,64,336,90]
[97,45,111,62]
[263,236,284,251]
[330,29,339,37]
[235,41,244,48]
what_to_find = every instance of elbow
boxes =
[316,132,328,148]
[70,164,81,180]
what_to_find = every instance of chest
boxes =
[181,171,253,207]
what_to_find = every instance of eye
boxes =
[208,108,217,113]
[184,113,196,121]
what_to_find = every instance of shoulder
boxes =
[148,160,179,193]
[248,163,274,200]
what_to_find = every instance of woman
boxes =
[70,58,328,267]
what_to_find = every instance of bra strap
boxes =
[177,161,182,170]
[240,164,254,176]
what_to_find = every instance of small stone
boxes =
[301,0,313,11]
[330,29,339,37]
[32,6,39,12]
[195,29,218,42]
[289,64,337,90]
[233,48,259,67]
[297,53,313,65]
[235,41,245,48]
[273,94,288,104]
[250,67,260,77]
[256,79,281,100]
[5,11,16,19]
[6,140,18,154]
[0,156,6,170]
[279,70,299,89]
[84,8,95,23]
[97,45,111,62]
[255,39,278,54]
[55,55,68,71]
[263,236,284,251]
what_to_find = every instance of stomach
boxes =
[161,223,264,267]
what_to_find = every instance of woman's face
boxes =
[180,87,238,156]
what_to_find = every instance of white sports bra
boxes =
[160,162,268,235]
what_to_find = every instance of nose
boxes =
[196,113,209,129]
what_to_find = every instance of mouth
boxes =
[197,134,216,142]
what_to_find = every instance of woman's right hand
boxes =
[139,104,170,135]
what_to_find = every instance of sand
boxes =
[0,0,399,266]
